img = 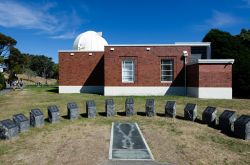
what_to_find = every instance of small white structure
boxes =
[0,64,6,73]
[73,31,108,51]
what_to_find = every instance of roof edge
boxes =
[189,59,235,65]
[58,50,104,53]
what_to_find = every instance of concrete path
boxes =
[103,160,171,165]
[0,89,12,95]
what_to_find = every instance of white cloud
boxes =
[206,11,241,27]
[0,0,85,39]
[193,10,243,31]
[50,32,76,39]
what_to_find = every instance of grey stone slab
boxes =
[48,105,60,123]
[30,108,44,127]
[219,110,236,133]
[234,115,250,140]
[103,160,170,165]
[184,103,197,121]
[145,99,155,117]
[111,122,153,160]
[13,113,29,133]
[165,101,176,118]
[67,102,79,120]
[202,106,217,126]
[106,99,115,117]
[0,119,19,139]
[125,98,134,116]
[86,100,96,118]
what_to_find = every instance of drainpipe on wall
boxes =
[183,51,189,96]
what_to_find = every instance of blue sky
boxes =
[0,0,249,63]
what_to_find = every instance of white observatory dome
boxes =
[73,31,108,51]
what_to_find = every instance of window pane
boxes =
[122,60,134,82]
[161,65,172,71]
[124,65,133,71]
[161,59,173,82]
[161,71,172,76]
[161,60,172,65]
[166,76,173,81]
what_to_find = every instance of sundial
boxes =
[109,122,154,160]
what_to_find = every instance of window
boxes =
[122,60,134,83]
[161,59,173,82]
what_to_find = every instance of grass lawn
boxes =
[0,86,249,165]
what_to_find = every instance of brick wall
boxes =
[59,52,104,86]
[187,64,199,87]
[104,46,191,87]
[199,64,232,87]
[187,63,232,87]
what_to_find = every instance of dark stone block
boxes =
[125,98,134,116]
[13,113,29,133]
[30,108,44,127]
[234,115,250,140]
[48,105,60,123]
[202,106,217,126]
[184,103,197,121]
[67,102,79,120]
[165,101,176,118]
[106,99,115,117]
[145,99,155,117]
[86,100,96,118]
[0,119,19,139]
[219,110,236,133]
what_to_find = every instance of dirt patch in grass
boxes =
[140,117,250,165]
[0,122,110,165]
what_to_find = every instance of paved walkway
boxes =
[103,160,171,165]
[0,89,12,95]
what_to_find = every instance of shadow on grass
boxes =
[98,112,107,116]
[117,112,126,116]
[176,115,185,120]
[80,113,88,118]
[194,118,204,124]
[61,115,69,120]
[220,130,235,138]
[137,112,146,116]
[156,112,165,117]
[47,87,59,93]
[45,118,50,123]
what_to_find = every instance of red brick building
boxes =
[59,31,234,99]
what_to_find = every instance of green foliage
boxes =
[0,73,6,90]
[0,33,58,80]
[24,68,37,80]
[203,29,250,98]
[8,47,28,74]
[28,55,55,78]
[0,33,17,57]
[8,72,18,81]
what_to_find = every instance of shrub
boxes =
[0,73,6,90]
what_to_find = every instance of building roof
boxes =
[188,59,234,65]
[107,42,211,47]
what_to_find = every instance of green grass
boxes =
[0,85,249,165]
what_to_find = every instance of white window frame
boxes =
[122,59,135,83]
[160,59,174,82]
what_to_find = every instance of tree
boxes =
[0,73,5,90]
[203,29,250,98]
[24,68,37,81]
[8,47,28,74]
[0,33,17,57]
[28,55,54,78]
